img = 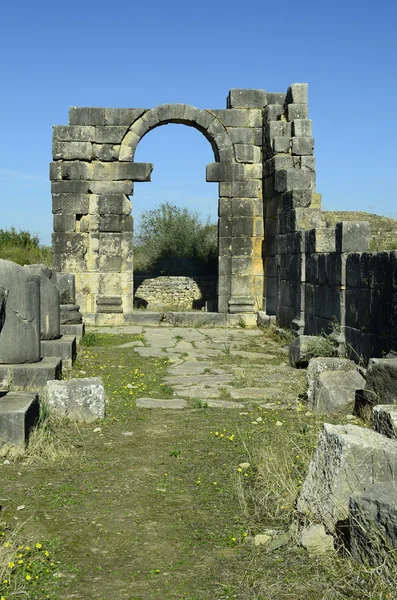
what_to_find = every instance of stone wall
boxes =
[133,276,217,310]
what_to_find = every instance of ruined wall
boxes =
[133,276,217,310]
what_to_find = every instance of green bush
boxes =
[134,203,217,276]
[0,227,52,266]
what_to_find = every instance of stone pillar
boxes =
[0,260,41,364]
[24,265,60,340]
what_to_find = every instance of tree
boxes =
[134,203,217,276]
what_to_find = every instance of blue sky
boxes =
[0,0,396,245]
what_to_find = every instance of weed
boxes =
[193,399,208,409]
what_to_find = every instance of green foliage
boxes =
[0,227,52,266]
[134,202,217,275]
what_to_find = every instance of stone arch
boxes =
[119,104,235,164]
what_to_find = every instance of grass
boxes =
[322,210,397,251]
[0,330,396,599]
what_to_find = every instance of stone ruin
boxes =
[1,82,397,569]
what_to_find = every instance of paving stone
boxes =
[206,399,244,408]
[227,387,280,400]
[169,361,225,375]
[136,398,187,409]
[171,386,221,399]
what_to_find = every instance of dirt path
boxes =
[0,325,306,600]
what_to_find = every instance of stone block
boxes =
[282,189,312,209]
[52,193,90,215]
[234,144,261,163]
[53,214,76,232]
[93,162,153,181]
[292,119,312,137]
[349,483,397,567]
[268,121,291,138]
[313,370,365,414]
[275,169,311,192]
[231,198,258,217]
[264,155,294,177]
[265,104,284,121]
[373,404,397,439]
[286,83,308,105]
[60,323,85,338]
[95,126,128,144]
[60,304,83,325]
[104,108,146,126]
[69,107,106,126]
[227,89,267,108]
[53,273,76,304]
[206,162,245,182]
[52,141,93,161]
[307,357,360,409]
[272,137,290,153]
[291,137,314,156]
[88,181,134,194]
[231,217,254,237]
[0,358,62,390]
[99,215,133,233]
[297,423,397,531]
[364,358,397,406]
[232,180,261,199]
[46,377,105,421]
[51,181,90,195]
[287,104,309,121]
[267,92,286,105]
[93,144,120,161]
[228,127,253,144]
[210,109,248,127]
[335,221,370,253]
[305,228,336,253]
[53,125,96,142]
[56,161,93,181]
[0,260,41,364]
[248,109,262,128]
[41,336,77,368]
[0,391,39,446]
[231,237,254,256]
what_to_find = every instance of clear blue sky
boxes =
[0,0,396,245]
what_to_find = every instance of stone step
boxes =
[0,391,40,446]
[0,357,62,390]
[60,323,85,339]
[41,335,77,368]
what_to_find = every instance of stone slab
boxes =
[297,423,397,532]
[0,358,62,390]
[349,482,397,567]
[372,404,397,439]
[47,377,105,420]
[60,323,85,338]
[40,336,77,368]
[364,358,397,406]
[0,391,39,446]
[135,398,187,409]
[314,370,365,414]
[206,399,244,408]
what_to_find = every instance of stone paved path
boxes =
[95,325,304,409]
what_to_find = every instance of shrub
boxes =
[134,203,217,275]
[0,227,52,266]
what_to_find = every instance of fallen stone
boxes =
[307,357,361,410]
[0,391,39,445]
[135,398,187,409]
[312,369,365,414]
[46,377,105,420]
[364,358,397,405]
[0,259,41,364]
[372,404,397,439]
[297,423,397,532]
[289,335,330,368]
[298,524,334,555]
[349,482,397,567]
[254,534,272,546]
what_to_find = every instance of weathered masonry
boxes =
[51,85,316,324]
[51,84,397,362]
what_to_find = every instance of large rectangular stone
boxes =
[95,126,128,144]
[0,358,62,390]
[41,336,77,368]
[335,221,370,253]
[105,108,146,125]
[0,391,39,446]
[93,144,120,161]
[287,104,309,120]
[292,119,312,137]
[47,377,105,421]
[99,215,133,232]
[52,193,90,215]
[52,272,76,304]
[286,83,308,105]
[60,323,85,338]
[291,136,314,156]
[234,144,261,163]
[349,483,397,567]
[53,125,96,142]
[51,180,90,193]
[53,214,76,232]
[53,141,93,160]
[297,423,397,531]
[227,89,267,108]
[97,195,128,214]
[206,163,245,182]
[89,181,134,194]
[231,217,254,237]
[210,109,249,127]
[227,127,254,144]
[69,107,106,125]
[275,169,311,192]
[373,404,397,439]
[52,161,93,181]
[305,228,336,253]
[364,358,397,406]
[93,162,153,181]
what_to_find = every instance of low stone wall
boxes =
[133,276,217,310]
